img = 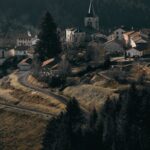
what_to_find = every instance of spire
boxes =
[87,0,96,17]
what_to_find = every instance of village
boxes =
[0,0,150,109]
[0,0,150,149]
[1,1,150,78]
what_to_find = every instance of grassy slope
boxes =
[0,73,65,115]
[0,73,65,149]
[63,84,118,110]
[0,109,47,150]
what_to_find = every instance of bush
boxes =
[47,75,66,88]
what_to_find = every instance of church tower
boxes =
[84,0,99,31]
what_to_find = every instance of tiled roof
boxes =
[19,58,32,65]
[41,58,56,68]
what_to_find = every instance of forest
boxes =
[0,0,150,35]
[42,84,150,150]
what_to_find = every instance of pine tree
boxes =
[42,115,62,150]
[35,11,62,61]
[42,98,85,150]
[89,108,98,129]
[65,97,85,130]
[62,98,85,150]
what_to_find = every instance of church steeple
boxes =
[84,0,99,31]
[87,0,96,17]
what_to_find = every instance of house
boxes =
[84,0,99,31]
[15,46,29,57]
[7,49,16,58]
[107,28,126,41]
[0,48,15,66]
[140,29,150,39]
[18,58,32,71]
[66,28,86,45]
[104,40,124,55]
[135,39,148,51]
[123,31,148,50]
[126,48,143,57]
[107,34,115,41]
[0,48,15,59]
[91,33,107,43]
[123,31,140,47]
[31,35,39,46]
[40,58,60,77]
[16,32,32,47]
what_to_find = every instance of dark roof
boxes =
[19,58,32,65]
[15,46,29,51]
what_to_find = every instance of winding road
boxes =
[0,70,89,119]
[18,71,68,105]
[17,71,89,115]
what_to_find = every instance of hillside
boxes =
[0,0,150,34]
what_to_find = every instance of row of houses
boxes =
[105,29,150,57]
[64,0,150,58]
[0,31,38,64]
[66,28,150,58]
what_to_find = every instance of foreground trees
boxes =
[42,98,85,150]
[35,11,62,61]
[42,85,150,150]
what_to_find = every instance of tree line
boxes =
[0,0,150,35]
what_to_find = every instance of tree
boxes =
[35,11,62,61]
[42,117,59,150]
[89,108,98,129]
[64,98,85,150]
[65,97,85,134]
[42,98,85,150]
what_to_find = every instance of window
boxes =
[87,21,92,27]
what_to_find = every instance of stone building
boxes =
[66,28,86,45]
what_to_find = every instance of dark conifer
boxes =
[89,108,98,128]
[35,11,62,61]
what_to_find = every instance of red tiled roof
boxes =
[41,58,56,67]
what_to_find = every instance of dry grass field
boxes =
[63,84,118,110]
[0,109,47,150]
[0,73,65,115]
[0,72,66,150]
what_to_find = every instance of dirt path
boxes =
[0,101,52,119]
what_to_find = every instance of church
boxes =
[84,0,99,31]
[65,0,100,45]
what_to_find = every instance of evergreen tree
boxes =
[42,114,63,150]
[65,97,85,128]
[64,97,85,150]
[89,108,98,129]
[35,11,62,61]
[42,98,85,150]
